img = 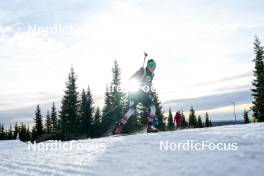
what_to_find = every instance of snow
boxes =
[1,123,264,176]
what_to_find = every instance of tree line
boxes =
[166,107,213,131]
[0,122,30,141]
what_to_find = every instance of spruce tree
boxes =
[188,107,198,128]
[205,112,211,127]
[2,126,5,140]
[20,123,27,141]
[86,87,94,133]
[50,102,58,133]
[110,60,126,125]
[151,91,166,131]
[60,67,80,140]
[197,115,204,128]
[167,108,175,131]
[181,112,188,128]
[0,123,4,140]
[32,105,43,140]
[102,86,113,133]
[1,124,6,140]
[80,87,94,138]
[25,126,31,141]
[243,110,250,124]
[45,110,52,134]
[8,125,13,139]
[91,107,102,138]
[251,37,264,122]
[102,61,126,135]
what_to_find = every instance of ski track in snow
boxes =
[1,123,264,176]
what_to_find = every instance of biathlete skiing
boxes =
[113,53,159,134]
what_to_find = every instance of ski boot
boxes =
[113,115,129,135]
[112,122,124,135]
[147,122,159,133]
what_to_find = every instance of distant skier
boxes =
[113,59,159,134]
[174,111,182,129]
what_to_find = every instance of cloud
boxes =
[0,101,60,127]
[163,90,253,121]
[191,72,252,87]
[211,84,252,92]
[194,103,252,121]
[163,90,252,112]
[0,91,61,111]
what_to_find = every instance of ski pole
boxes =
[143,52,148,68]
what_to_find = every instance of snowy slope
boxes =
[1,123,264,176]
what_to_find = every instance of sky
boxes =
[0,0,264,126]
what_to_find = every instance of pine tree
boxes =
[25,126,31,141]
[188,107,198,128]
[20,123,27,141]
[102,86,113,133]
[80,87,94,138]
[243,110,250,124]
[197,115,204,128]
[1,125,4,140]
[205,112,211,127]
[45,110,52,134]
[80,89,88,135]
[167,108,175,130]
[86,87,94,133]
[0,123,4,140]
[19,123,23,140]
[32,105,43,140]
[8,125,13,139]
[91,107,102,138]
[251,36,264,122]
[50,102,58,133]
[181,112,188,128]
[60,67,80,140]
[3,124,5,139]
[1,124,5,140]
[102,61,126,135]
[110,60,126,124]
[151,91,166,131]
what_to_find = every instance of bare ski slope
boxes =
[1,123,264,176]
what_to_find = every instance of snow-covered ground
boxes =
[1,123,264,176]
